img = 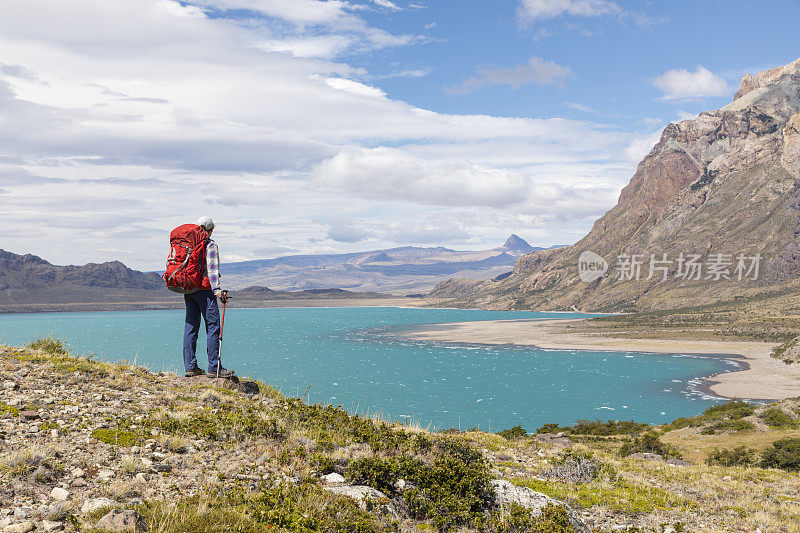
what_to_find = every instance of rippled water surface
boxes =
[0,307,735,430]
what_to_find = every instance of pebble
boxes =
[50,487,70,501]
[321,472,345,484]
[71,478,87,487]
[81,497,117,514]
[71,468,85,478]
[40,520,64,532]
[5,522,35,533]
[135,473,147,483]
[2,380,18,390]
[97,470,115,481]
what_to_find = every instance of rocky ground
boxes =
[1,341,799,532]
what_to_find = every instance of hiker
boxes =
[181,216,234,379]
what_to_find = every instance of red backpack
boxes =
[163,224,210,294]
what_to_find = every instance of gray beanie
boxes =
[196,216,215,231]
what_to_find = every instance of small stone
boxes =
[80,498,117,514]
[95,509,146,532]
[2,381,18,391]
[50,487,70,501]
[13,507,32,519]
[321,472,345,484]
[134,473,147,483]
[71,478,87,488]
[19,411,40,420]
[394,479,407,490]
[130,446,140,454]
[71,468,85,478]
[4,521,35,533]
[140,458,153,468]
[40,520,64,532]
[50,429,59,439]
[0,516,11,529]
[150,463,172,473]
[97,470,114,481]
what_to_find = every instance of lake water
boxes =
[0,307,736,431]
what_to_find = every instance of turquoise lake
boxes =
[0,307,736,431]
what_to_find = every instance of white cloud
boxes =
[448,57,571,94]
[372,0,401,11]
[0,0,636,268]
[653,66,730,100]
[623,130,662,164]
[325,217,375,243]
[314,146,530,207]
[517,0,620,22]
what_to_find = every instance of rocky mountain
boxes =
[0,250,164,291]
[223,235,544,294]
[431,58,800,312]
[0,249,171,308]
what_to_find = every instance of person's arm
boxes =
[206,241,223,298]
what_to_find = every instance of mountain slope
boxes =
[0,249,170,307]
[223,236,543,294]
[431,58,800,311]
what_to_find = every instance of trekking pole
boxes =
[218,290,229,380]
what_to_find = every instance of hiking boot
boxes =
[207,367,235,379]
[185,367,206,377]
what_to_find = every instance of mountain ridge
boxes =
[430,58,800,311]
[223,235,545,294]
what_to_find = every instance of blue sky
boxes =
[0,0,798,269]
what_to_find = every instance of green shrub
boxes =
[699,401,755,421]
[91,428,142,447]
[498,425,528,440]
[144,403,287,442]
[535,423,562,434]
[760,438,800,471]
[488,502,575,532]
[705,445,756,467]
[347,439,492,530]
[619,432,682,459]
[535,419,647,436]
[759,408,797,428]
[139,481,395,532]
[26,335,69,355]
[700,420,755,435]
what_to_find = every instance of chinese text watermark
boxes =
[578,251,761,282]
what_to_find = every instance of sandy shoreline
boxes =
[398,318,800,401]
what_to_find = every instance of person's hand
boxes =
[217,290,229,303]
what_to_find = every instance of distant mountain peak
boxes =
[499,234,535,254]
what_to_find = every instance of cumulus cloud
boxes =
[653,66,730,99]
[517,0,620,22]
[622,130,662,164]
[313,147,530,207]
[448,57,571,94]
[325,217,375,243]
[0,0,636,268]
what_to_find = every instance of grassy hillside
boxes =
[1,340,799,531]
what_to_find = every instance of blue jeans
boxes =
[183,290,220,372]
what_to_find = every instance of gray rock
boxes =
[13,508,31,519]
[19,411,39,420]
[95,509,146,532]
[39,520,64,532]
[2,381,18,391]
[149,463,171,473]
[321,473,345,484]
[4,521,35,533]
[49,487,69,501]
[490,480,589,532]
[80,498,117,514]
[71,478,87,488]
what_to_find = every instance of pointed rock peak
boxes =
[735,57,800,100]
[500,234,534,254]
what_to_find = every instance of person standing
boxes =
[183,216,234,378]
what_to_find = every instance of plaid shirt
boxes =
[205,240,222,294]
